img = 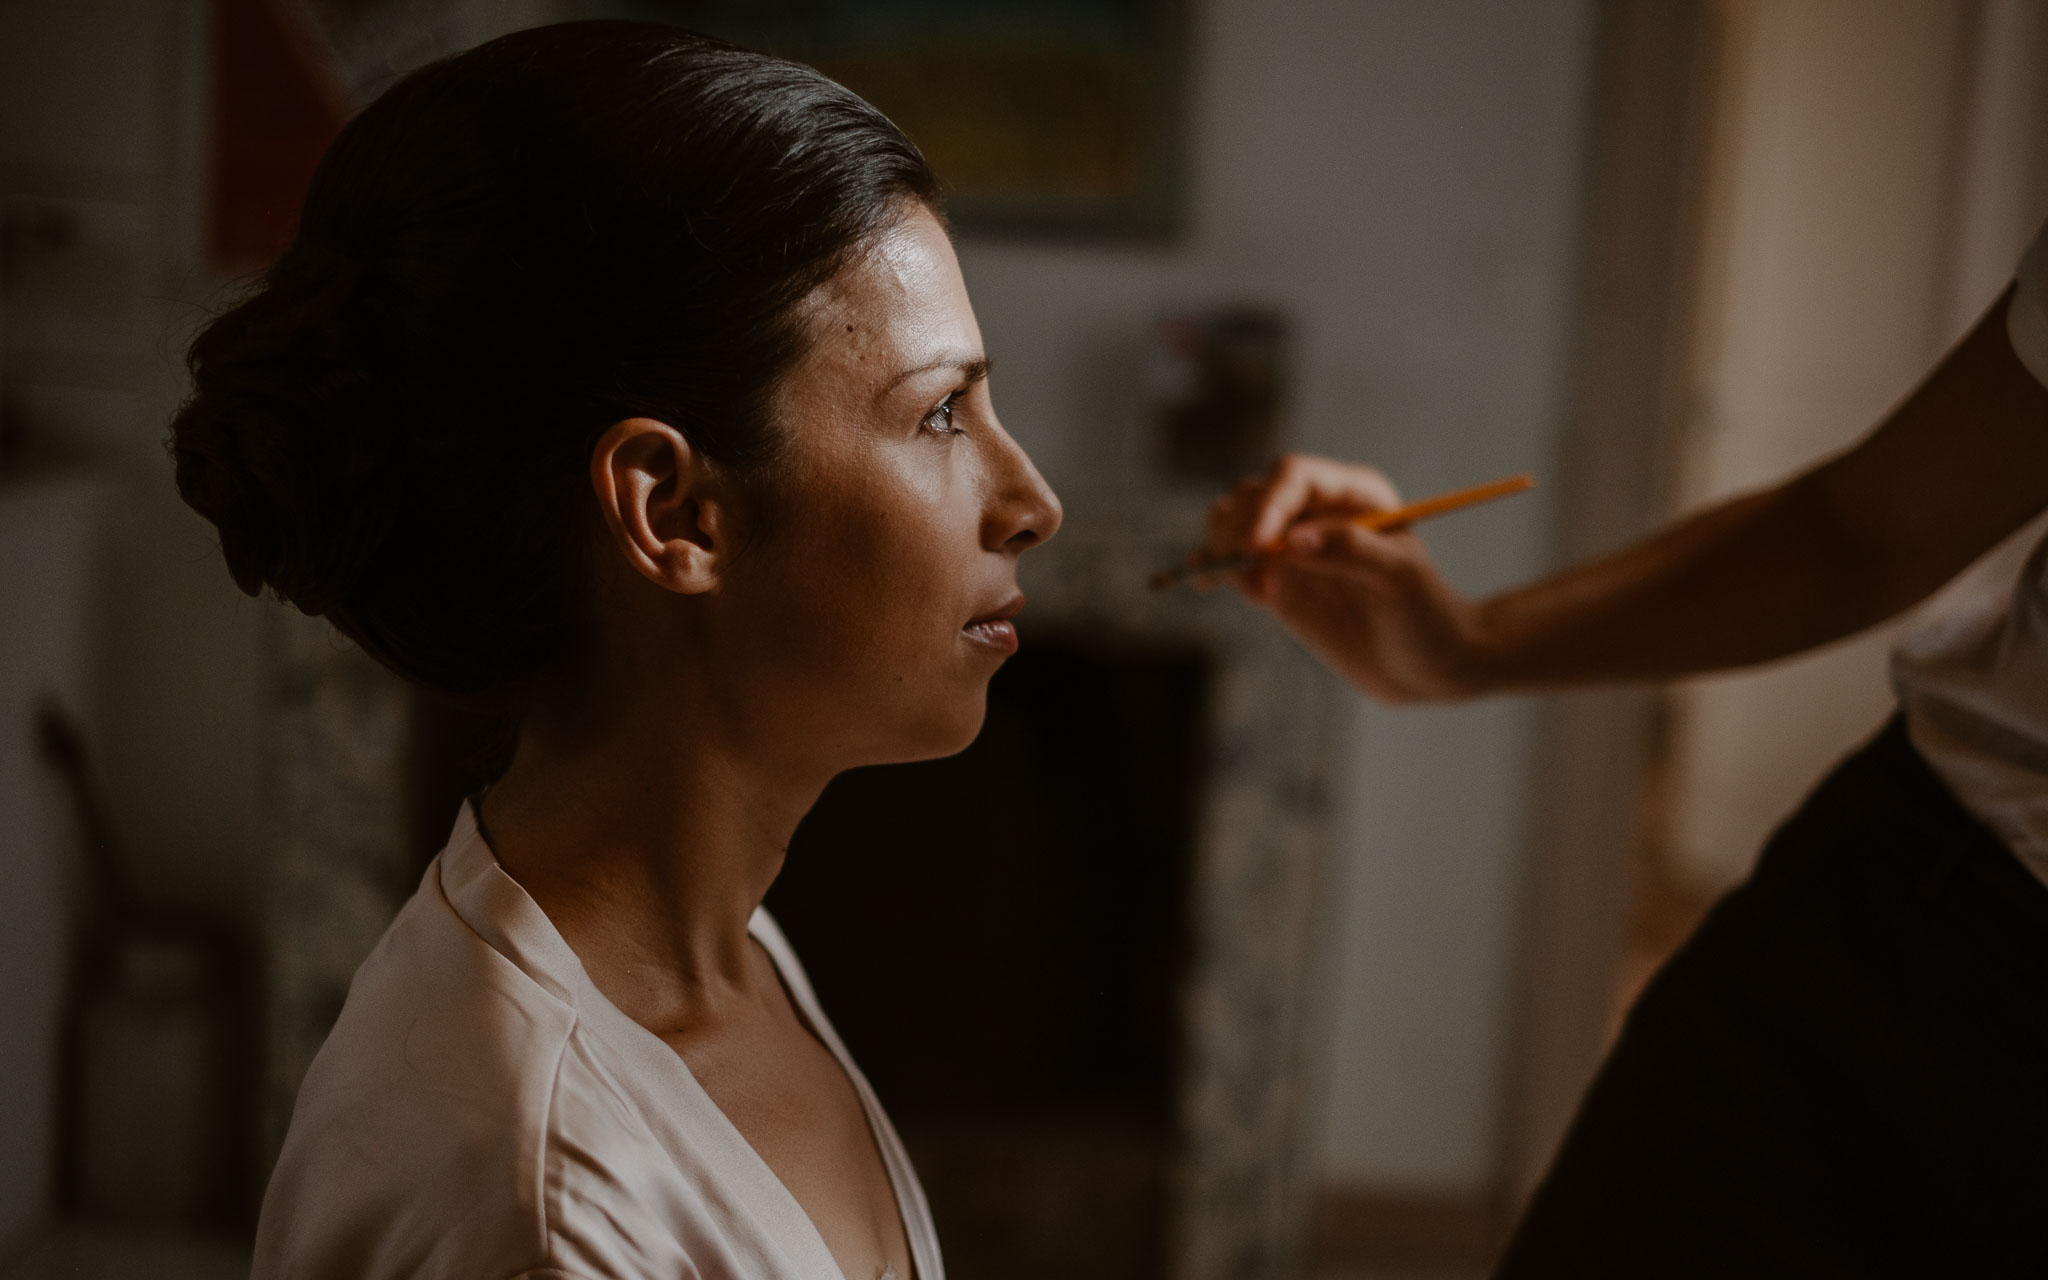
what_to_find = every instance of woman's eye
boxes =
[920,391,967,436]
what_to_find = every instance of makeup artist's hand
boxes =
[1204,454,1489,703]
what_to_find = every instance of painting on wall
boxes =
[625,0,1187,239]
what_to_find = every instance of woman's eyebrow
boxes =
[877,354,992,400]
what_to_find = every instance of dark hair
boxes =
[171,21,939,695]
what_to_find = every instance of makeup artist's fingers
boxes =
[1207,468,1307,559]
[1245,455,1403,551]
[1272,519,1417,591]
[1201,457,1405,605]
[1204,474,1270,559]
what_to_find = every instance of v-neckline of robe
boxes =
[441,803,929,1280]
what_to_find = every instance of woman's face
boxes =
[713,204,1062,769]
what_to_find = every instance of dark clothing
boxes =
[1497,715,2048,1279]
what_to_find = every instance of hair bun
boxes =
[170,256,404,618]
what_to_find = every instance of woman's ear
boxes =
[588,418,744,595]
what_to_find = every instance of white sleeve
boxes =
[2005,221,2048,387]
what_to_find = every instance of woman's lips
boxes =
[963,595,1024,654]
[961,617,1019,654]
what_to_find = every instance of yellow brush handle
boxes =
[1353,472,1536,532]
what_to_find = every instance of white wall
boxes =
[957,0,1597,1187]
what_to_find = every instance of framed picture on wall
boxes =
[622,0,1188,239]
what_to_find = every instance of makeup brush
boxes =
[1148,472,1535,591]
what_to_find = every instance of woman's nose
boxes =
[982,424,1063,554]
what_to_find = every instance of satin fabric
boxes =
[253,803,942,1280]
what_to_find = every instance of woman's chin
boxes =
[875,693,989,765]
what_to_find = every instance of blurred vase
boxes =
[1150,307,1289,484]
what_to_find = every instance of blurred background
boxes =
[5,1,2047,1277]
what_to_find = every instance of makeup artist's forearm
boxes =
[1454,480,1939,693]
[1454,294,2048,695]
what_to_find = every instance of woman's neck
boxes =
[476,685,828,1023]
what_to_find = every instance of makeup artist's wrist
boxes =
[1439,594,1525,699]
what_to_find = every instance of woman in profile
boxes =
[171,22,1059,1280]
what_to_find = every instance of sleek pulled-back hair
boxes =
[171,21,940,694]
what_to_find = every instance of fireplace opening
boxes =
[768,633,1211,1280]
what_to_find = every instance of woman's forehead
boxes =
[802,210,980,389]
